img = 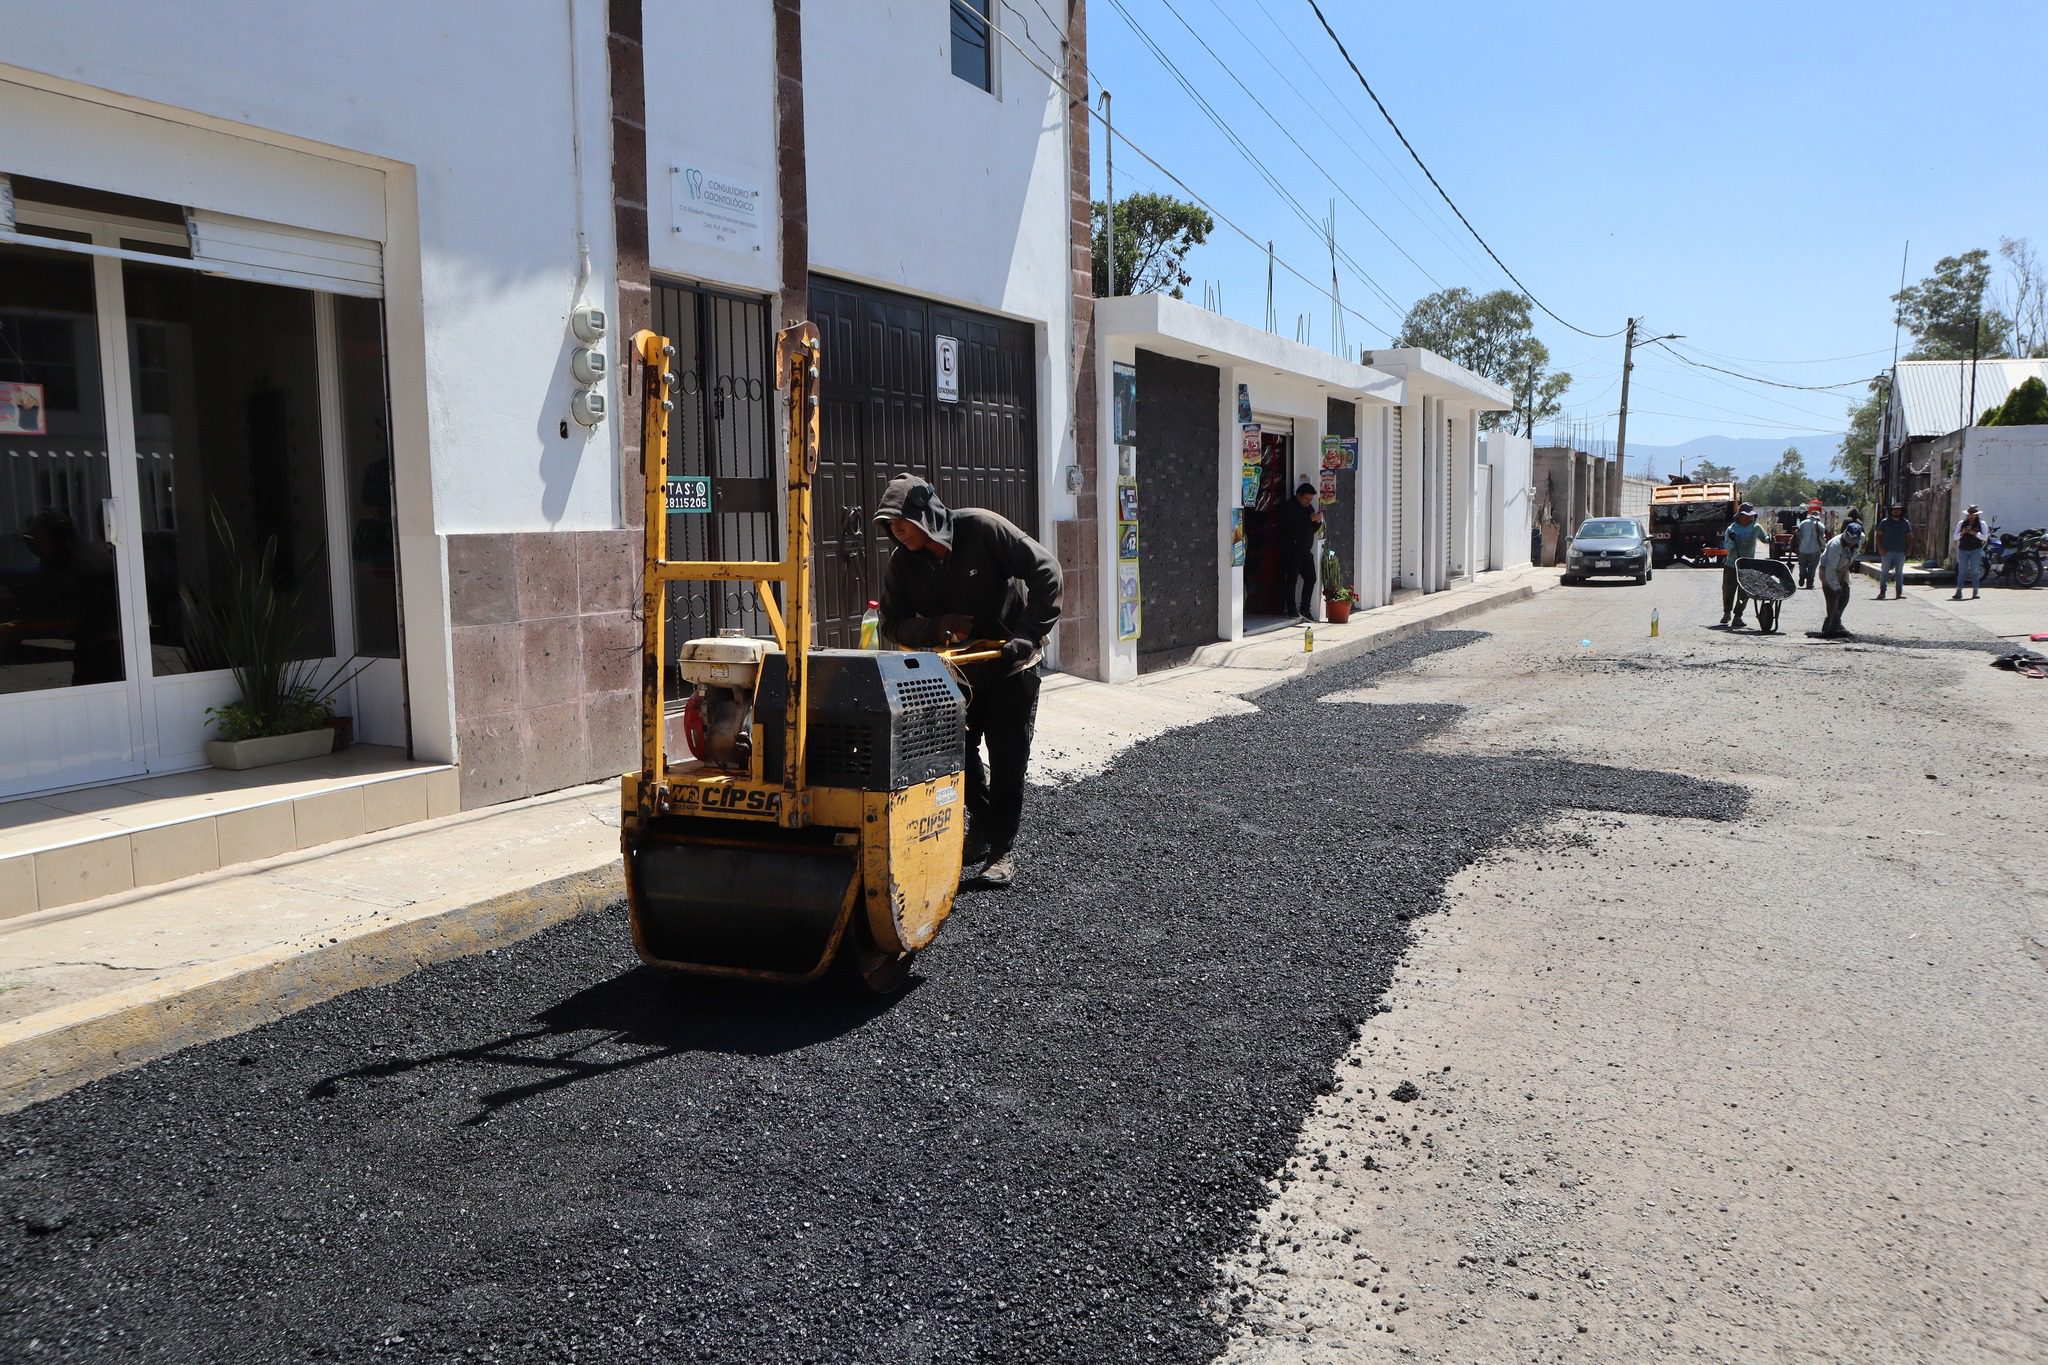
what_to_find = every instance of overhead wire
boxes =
[1099,0,1400,330]
[1301,0,1623,340]
[952,0,1397,343]
[1646,339,1879,392]
[1148,0,1445,297]
[1242,0,1492,283]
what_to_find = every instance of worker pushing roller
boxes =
[872,474,1062,889]
[620,322,993,992]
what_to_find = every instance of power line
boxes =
[951,0,1397,341]
[1148,0,1445,296]
[1241,0,1494,284]
[1101,0,1400,328]
[1647,339,1878,392]
[1301,0,1623,340]
[1667,340,1895,367]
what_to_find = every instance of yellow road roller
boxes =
[619,322,976,991]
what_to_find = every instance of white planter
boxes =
[204,727,337,771]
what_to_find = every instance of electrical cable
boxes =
[1100,0,1400,329]
[1103,0,1401,316]
[1301,0,1623,340]
[1149,0,1444,296]
[1647,339,1879,392]
[958,0,1398,341]
[1243,0,1490,282]
[1665,340,1895,367]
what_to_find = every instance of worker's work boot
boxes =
[977,849,1017,889]
[1719,613,1730,626]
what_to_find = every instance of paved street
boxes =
[5,568,2043,1362]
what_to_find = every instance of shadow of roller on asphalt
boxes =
[0,626,1757,1365]
[307,969,909,1125]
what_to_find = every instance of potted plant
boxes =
[182,505,370,771]
[1321,545,1355,624]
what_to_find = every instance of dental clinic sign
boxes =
[671,164,763,254]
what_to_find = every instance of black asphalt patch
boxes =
[2,630,1742,1363]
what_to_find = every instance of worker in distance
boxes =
[874,473,1063,889]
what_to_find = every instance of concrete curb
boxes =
[0,863,621,1114]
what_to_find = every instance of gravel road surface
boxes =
[2,627,1738,1363]
[1219,568,2048,1362]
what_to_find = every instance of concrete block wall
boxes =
[1960,426,2048,544]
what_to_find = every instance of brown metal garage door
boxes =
[810,277,1038,647]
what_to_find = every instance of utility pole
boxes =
[1615,317,1637,490]
[1099,89,1113,298]
[1265,240,1275,332]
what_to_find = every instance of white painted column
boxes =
[1218,368,1244,643]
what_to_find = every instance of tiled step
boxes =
[0,747,457,917]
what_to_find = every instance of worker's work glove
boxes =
[936,613,974,645]
[999,637,1037,667]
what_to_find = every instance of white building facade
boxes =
[0,0,1087,807]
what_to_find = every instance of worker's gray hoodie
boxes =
[873,474,1062,674]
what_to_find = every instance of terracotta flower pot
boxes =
[1325,598,1353,624]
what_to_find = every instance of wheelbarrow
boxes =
[1734,557,1796,634]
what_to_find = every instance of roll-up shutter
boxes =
[186,209,383,298]
[1389,408,1404,585]
[1444,416,1454,575]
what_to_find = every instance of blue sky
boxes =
[1067,0,2046,457]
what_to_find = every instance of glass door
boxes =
[2,184,402,798]
[0,233,149,797]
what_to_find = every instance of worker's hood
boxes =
[872,473,955,552]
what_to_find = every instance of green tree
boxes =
[1689,459,1736,483]
[1983,375,2048,426]
[1894,249,2013,359]
[1392,287,1571,434]
[1091,193,1213,299]
[1743,446,1811,506]
[1833,381,1885,491]
[1811,479,1854,505]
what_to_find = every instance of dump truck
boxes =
[1648,481,1740,568]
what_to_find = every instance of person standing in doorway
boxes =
[1954,503,1990,601]
[1816,520,1863,638]
[1280,480,1324,621]
[1873,503,1912,599]
[1720,502,1767,627]
[874,474,1062,889]
[1793,505,1827,589]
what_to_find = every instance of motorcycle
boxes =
[1984,526,2044,589]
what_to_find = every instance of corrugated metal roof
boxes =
[1892,358,2048,439]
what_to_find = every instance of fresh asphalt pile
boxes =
[2,630,1741,1363]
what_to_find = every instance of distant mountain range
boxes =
[1621,433,1847,483]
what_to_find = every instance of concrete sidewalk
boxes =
[0,565,1551,1111]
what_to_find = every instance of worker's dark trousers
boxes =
[1796,551,1819,588]
[1720,563,1751,619]
[964,665,1041,856]
[1821,582,1849,635]
[1290,549,1318,618]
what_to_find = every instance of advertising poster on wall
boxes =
[1117,521,1139,561]
[1231,508,1246,566]
[1117,481,1139,522]
[1240,423,1260,461]
[0,382,46,436]
[1237,383,1252,425]
[1319,470,1339,506]
[1116,563,1141,640]
[1338,436,1358,470]
[1239,464,1260,509]
[1113,363,1138,446]
[1116,444,1137,479]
